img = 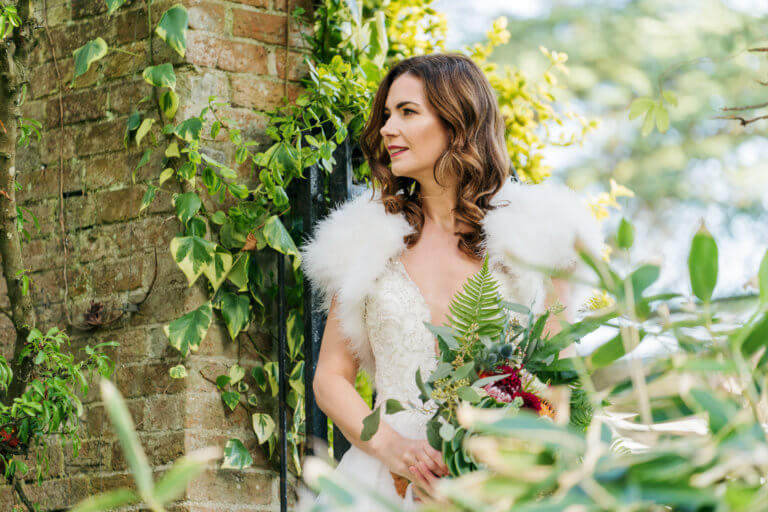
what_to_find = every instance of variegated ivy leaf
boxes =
[106,0,128,15]
[221,438,252,470]
[169,364,187,379]
[175,117,203,143]
[159,89,179,120]
[135,118,154,147]
[140,185,158,213]
[263,215,301,270]
[142,63,176,90]
[289,361,304,397]
[170,235,215,286]
[252,413,276,444]
[202,249,233,293]
[72,38,108,85]
[155,5,188,58]
[227,253,249,291]
[163,302,213,357]
[220,291,250,340]
[228,364,245,385]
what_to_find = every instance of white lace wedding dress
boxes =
[307,256,519,510]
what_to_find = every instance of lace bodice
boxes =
[363,257,521,433]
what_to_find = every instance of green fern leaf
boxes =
[447,256,507,341]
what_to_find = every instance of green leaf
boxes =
[169,364,187,379]
[439,422,456,441]
[758,249,768,306]
[617,217,634,249]
[229,364,246,385]
[384,399,405,414]
[451,361,475,382]
[105,0,128,15]
[662,90,678,107]
[70,489,138,512]
[159,89,179,120]
[628,97,654,120]
[216,375,231,390]
[175,117,204,142]
[72,38,108,85]
[587,333,626,368]
[263,215,301,270]
[655,103,670,133]
[100,380,154,501]
[170,235,215,286]
[143,63,176,89]
[140,185,158,213]
[163,302,213,357]
[221,438,252,469]
[135,118,154,147]
[227,254,250,291]
[457,386,482,403]
[641,106,656,136]
[155,5,188,58]
[210,211,227,225]
[252,413,276,444]
[202,248,233,292]
[688,223,718,303]
[360,406,381,442]
[688,388,738,434]
[159,167,175,185]
[221,391,240,411]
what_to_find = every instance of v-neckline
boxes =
[392,258,442,357]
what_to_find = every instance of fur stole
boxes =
[299,178,604,378]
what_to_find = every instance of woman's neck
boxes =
[418,178,458,233]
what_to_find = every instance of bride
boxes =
[300,53,604,508]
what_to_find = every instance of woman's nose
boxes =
[380,116,398,137]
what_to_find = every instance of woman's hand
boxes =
[376,432,449,490]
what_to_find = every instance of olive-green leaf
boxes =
[221,438,252,469]
[169,364,187,379]
[172,192,202,225]
[688,223,718,303]
[758,249,768,306]
[159,89,179,120]
[135,118,154,148]
[220,291,250,340]
[457,386,482,403]
[252,413,276,444]
[105,0,128,15]
[221,391,240,411]
[385,398,405,414]
[175,117,203,143]
[202,248,233,292]
[72,38,108,86]
[662,90,678,107]
[100,379,154,501]
[655,103,670,133]
[155,5,188,58]
[140,185,158,213]
[617,217,634,249]
[170,235,215,286]
[628,96,654,121]
[163,302,213,357]
[142,63,176,90]
[263,215,301,270]
[360,406,381,442]
[159,167,175,185]
[227,253,249,291]
[641,106,656,136]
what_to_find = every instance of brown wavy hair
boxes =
[359,53,514,259]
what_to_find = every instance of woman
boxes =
[300,54,603,509]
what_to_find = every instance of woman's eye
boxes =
[403,109,415,116]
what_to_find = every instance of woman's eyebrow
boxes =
[384,101,420,111]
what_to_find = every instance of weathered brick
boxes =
[186,468,274,505]
[75,118,130,157]
[110,431,185,470]
[62,438,108,474]
[230,74,302,109]
[20,236,61,271]
[185,429,268,468]
[108,78,154,115]
[17,162,82,203]
[100,41,148,80]
[187,1,228,33]
[45,86,109,128]
[187,32,269,75]
[233,10,287,45]
[231,0,269,7]
[22,475,92,509]
[185,392,250,430]
[146,393,185,431]
[94,186,147,224]
[274,0,314,13]
[115,361,186,398]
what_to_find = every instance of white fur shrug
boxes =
[299,178,604,378]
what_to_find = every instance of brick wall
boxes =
[0,0,310,510]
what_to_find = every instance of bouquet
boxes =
[361,256,593,489]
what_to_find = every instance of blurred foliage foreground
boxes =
[301,216,768,511]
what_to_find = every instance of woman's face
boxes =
[380,73,450,181]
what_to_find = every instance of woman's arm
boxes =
[312,295,399,459]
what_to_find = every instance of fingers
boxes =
[422,445,450,476]
[408,464,433,494]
